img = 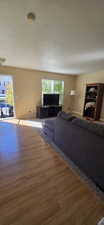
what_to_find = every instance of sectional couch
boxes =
[43,112,104,192]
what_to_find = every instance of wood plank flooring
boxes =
[0,121,104,225]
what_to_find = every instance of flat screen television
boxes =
[43,94,59,106]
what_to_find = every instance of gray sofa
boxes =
[43,112,104,192]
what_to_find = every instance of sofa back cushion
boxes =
[72,118,104,138]
[58,111,76,121]
[54,117,104,191]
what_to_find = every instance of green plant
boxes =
[5,83,13,105]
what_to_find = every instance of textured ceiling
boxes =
[0,0,104,74]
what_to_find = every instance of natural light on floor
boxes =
[0,119,43,128]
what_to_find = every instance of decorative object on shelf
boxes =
[85,102,96,110]
[88,87,97,93]
[83,83,104,120]
[98,217,104,225]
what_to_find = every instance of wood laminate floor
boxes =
[0,121,104,225]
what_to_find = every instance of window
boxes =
[42,79,64,104]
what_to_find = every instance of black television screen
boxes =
[43,94,59,106]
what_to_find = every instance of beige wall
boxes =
[0,66,76,119]
[73,71,104,120]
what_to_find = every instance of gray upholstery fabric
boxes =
[43,115,104,192]
[43,118,56,131]
[43,118,56,141]
[43,126,54,140]
[72,118,104,137]
[54,117,104,191]
[58,111,76,121]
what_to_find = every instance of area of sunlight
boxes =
[0,118,43,129]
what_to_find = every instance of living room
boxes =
[0,1,104,225]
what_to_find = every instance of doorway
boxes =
[0,75,15,118]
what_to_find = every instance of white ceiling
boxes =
[0,0,104,75]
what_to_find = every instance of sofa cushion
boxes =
[43,126,54,140]
[58,111,76,121]
[72,118,104,138]
[43,118,56,131]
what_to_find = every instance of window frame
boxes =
[41,79,64,105]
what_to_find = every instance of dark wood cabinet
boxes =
[36,105,62,119]
[83,83,104,120]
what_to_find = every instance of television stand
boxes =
[36,105,62,119]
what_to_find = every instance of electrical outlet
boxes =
[98,218,104,225]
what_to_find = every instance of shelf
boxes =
[86,97,96,101]
[83,83,104,120]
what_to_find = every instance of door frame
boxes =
[0,74,16,119]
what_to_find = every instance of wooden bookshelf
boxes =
[83,83,104,120]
